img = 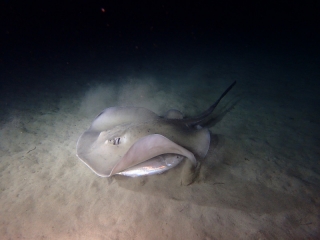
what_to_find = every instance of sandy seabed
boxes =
[0,60,319,239]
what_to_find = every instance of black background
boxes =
[1,0,320,91]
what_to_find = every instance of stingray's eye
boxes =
[110,137,120,145]
[115,137,120,145]
[107,137,120,145]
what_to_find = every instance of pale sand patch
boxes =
[0,77,319,239]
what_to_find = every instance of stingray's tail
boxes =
[184,80,236,127]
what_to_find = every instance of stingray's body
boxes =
[76,81,236,184]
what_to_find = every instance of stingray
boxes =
[76,81,236,185]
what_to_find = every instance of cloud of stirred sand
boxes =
[78,76,195,118]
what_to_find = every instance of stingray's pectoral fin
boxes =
[181,160,201,186]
